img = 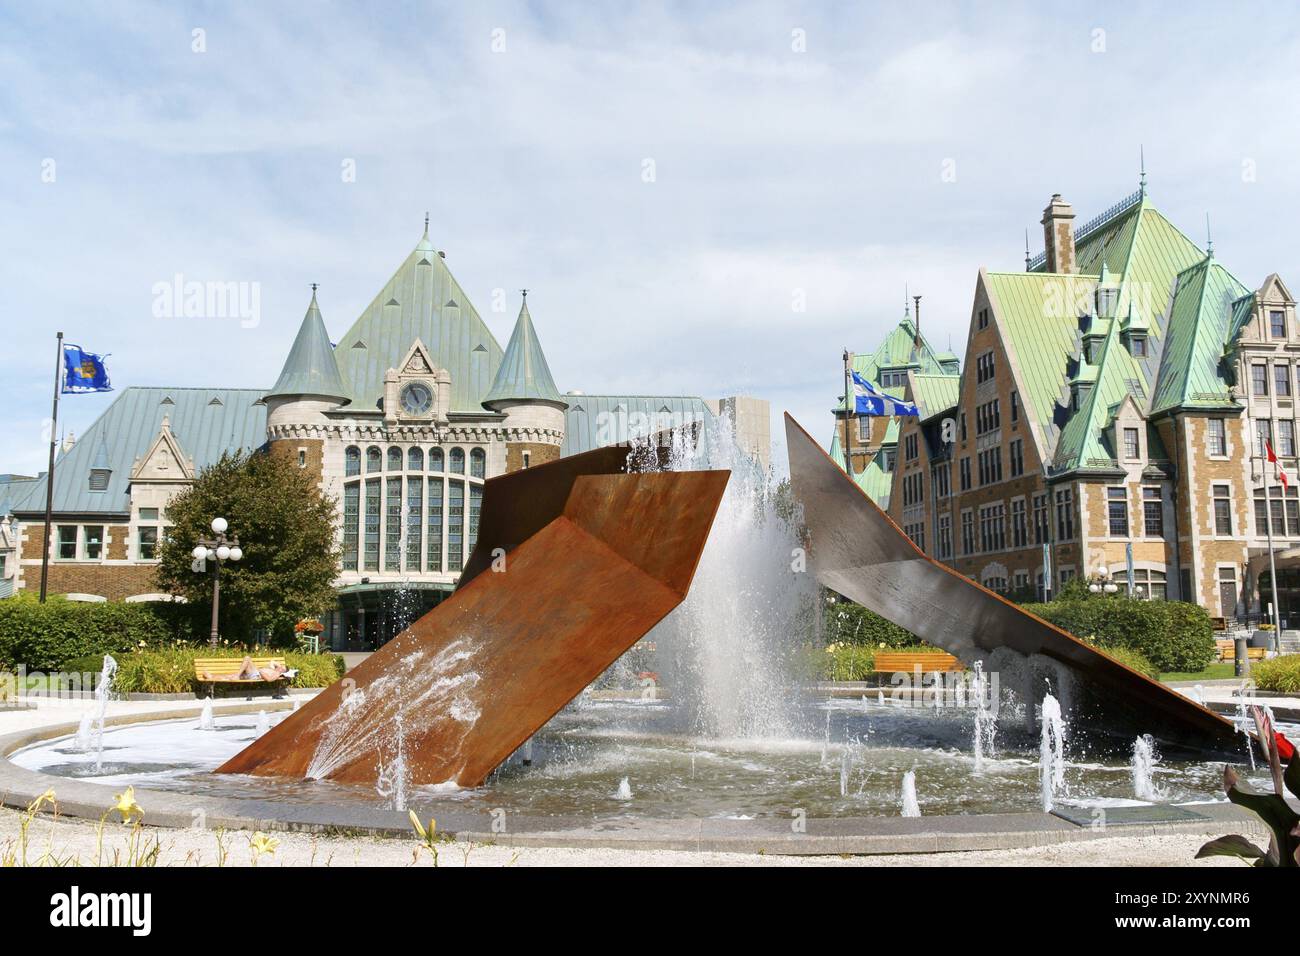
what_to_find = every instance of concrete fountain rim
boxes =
[0,703,1259,856]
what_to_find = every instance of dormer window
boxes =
[1271,310,1286,338]
[88,468,110,491]
[1128,334,1147,357]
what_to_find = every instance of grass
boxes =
[1158,662,1237,682]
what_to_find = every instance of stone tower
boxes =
[481,295,567,472]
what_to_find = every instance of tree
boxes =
[156,451,339,645]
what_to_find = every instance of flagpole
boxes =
[1264,454,1282,644]
[842,349,853,473]
[39,332,63,603]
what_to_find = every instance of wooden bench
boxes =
[873,651,965,674]
[193,657,290,698]
[1216,640,1267,662]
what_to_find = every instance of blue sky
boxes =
[3,1,1299,475]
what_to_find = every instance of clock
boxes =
[399,381,434,416]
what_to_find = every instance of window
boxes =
[1277,365,1292,397]
[960,414,967,442]
[450,447,465,474]
[1207,419,1227,457]
[447,481,465,572]
[856,417,869,442]
[976,352,996,384]
[1142,487,1163,537]
[297,449,307,469]
[1271,310,1286,338]
[1127,568,1168,600]
[1010,391,1019,424]
[385,479,402,570]
[1107,486,1129,537]
[426,479,443,572]
[959,457,971,491]
[470,448,486,479]
[1257,419,1273,457]
[1123,427,1140,460]
[904,433,919,461]
[408,447,424,471]
[1254,487,1288,537]
[387,447,402,471]
[1130,335,1147,357]
[429,448,444,472]
[976,400,1001,435]
[1213,484,1232,536]
[345,446,361,477]
[1055,488,1075,541]
[1032,493,1049,544]
[979,503,1006,552]
[938,514,952,559]
[1281,419,1296,458]
[364,479,381,570]
[961,511,975,555]
[1011,498,1027,548]
[904,522,925,549]
[983,576,1008,594]
[522,451,532,469]
[84,525,104,560]
[1252,364,1269,397]
[935,463,951,499]
[342,483,360,570]
[977,307,989,330]
[469,484,483,554]
[406,476,423,571]
[366,446,382,473]
[902,472,924,507]
[1009,438,1024,478]
[138,527,158,561]
[977,447,1002,486]
[88,468,110,491]
[56,525,77,560]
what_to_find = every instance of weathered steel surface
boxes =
[784,413,1242,753]
[218,448,728,787]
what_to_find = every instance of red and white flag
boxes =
[1266,440,1290,490]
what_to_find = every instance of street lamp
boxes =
[193,517,242,647]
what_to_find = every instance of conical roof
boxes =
[265,290,349,403]
[482,297,566,408]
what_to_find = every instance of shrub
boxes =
[1080,638,1158,679]
[0,595,182,671]
[111,646,345,695]
[1020,596,1214,672]
[823,599,918,648]
[1253,655,1300,694]
[820,643,875,680]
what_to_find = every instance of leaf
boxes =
[1285,750,1300,803]
[1225,775,1300,865]
[1195,834,1267,863]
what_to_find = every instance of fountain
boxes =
[255,710,270,736]
[614,777,633,800]
[74,712,94,752]
[1039,692,1066,812]
[89,655,117,772]
[1131,734,1166,801]
[900,771,921,817]
[971,660,998,774]
[198,697,215,732]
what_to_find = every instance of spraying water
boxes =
[90,655,117,772]
[198,697,215,732]
[614,777,633,800]
[971,661,998,774]
[1039,692,1066,812]
[255,710,270,735]
[1131,734,1166,801]
[900,770,921,817]
[644,421,816,739]
[74,711,94,752]
[839,748,851,797]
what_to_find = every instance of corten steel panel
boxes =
[218,460,729,787]
[784,413,1242,754]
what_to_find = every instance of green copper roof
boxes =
[911,372,960,420]
[836,309,960,414]
[482,298,565,408]
[265,291,349,403]
[562,395,714,457]
[333,229,504,413]
[1148,256,1247,415]
[828,432,893,507]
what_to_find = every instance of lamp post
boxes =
[192,517,243,647]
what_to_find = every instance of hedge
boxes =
[0,596,186,671]
[823,600,919,648]
[1252,655,1300,694]
[109,646,346,695]
[1020,596,1214,672]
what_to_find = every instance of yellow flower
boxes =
[113,786,143,824]
[28,788,56,815]
[249,832,279,857]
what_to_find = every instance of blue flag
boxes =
[62,344,113,394]
[851,370,918,417]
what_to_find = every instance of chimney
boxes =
[1041,194,1076,274]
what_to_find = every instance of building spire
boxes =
[1139,145,1147,196]
[265,288,349,404]
[1024,228,1031,270]
[423,211,429,236]
[481,294,566,410]
[904,284,910,317]
[1206,213,1214,257]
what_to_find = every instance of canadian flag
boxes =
[1266,440,1290,491]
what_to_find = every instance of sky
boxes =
[3,1,1300,476]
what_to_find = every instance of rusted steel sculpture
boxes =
[784,413,1242,753]
[218,444,728,787]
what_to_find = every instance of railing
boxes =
[1026,188,1143,272]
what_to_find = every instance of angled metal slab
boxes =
[219,444,729,787]
[784,412,1242,754]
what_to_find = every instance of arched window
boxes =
[366,446,382,473]
[429,448,444,472]
[450,447,465,474]
[470,448,486,479]
[408,447,424,471]
[345,446,361,477]
[387,447,402,471]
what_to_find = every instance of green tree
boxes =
[156,451,339,645]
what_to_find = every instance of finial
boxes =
[1024,228,1031,270]
[1139,145,1147,195]
[520,288,529,302]
[423,211,429,234]
[1206,213,1213,257]
[904,283,910,317]
[310,282,318,295]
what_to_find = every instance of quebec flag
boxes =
[62,344,113,394]
[852,370,918,417]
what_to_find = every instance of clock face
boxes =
[400,381,434,416]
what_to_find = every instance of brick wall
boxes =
[268,438,325,485]
[39,563,160,601]
[505,442,561,473]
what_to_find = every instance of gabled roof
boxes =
[265,290,350,403]
[333,228,504,413]
[827,432,893,507]
[482,298,565,408]
[561,395,714,457]
[13,388,267,516]
[910,372,960,421]
[847,311,960,397]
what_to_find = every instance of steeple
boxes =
[482,295,566,409]
[265,287,350,404]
